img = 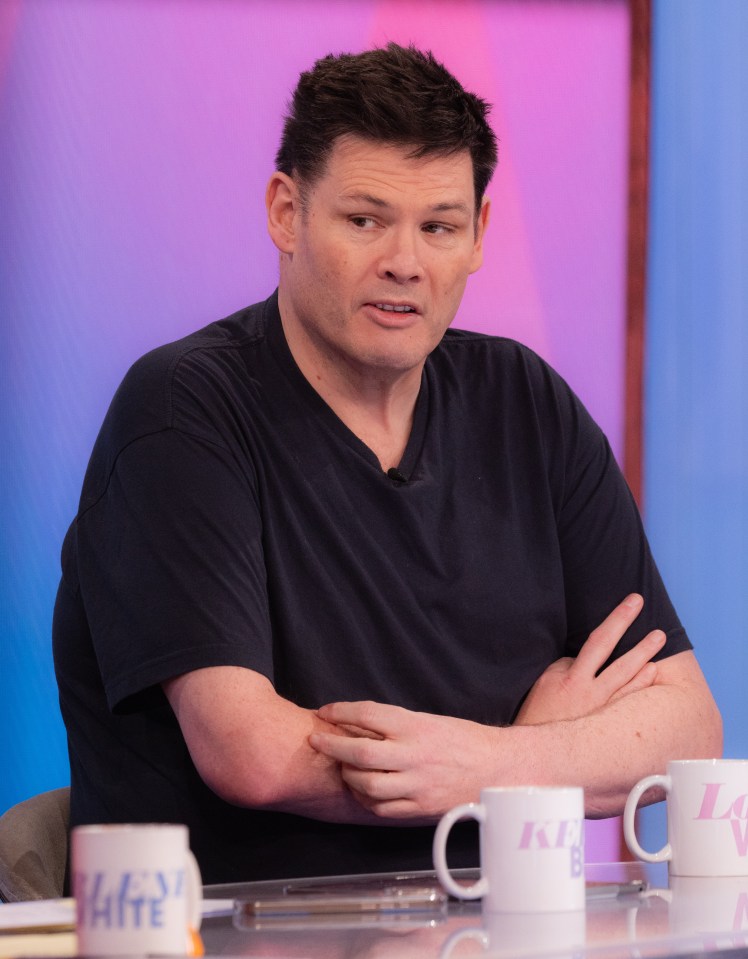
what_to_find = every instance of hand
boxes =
[514,594,666,726]
[309,701,493,819]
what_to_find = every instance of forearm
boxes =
[239,703,388,824]
[310,651,722,821]
[502,668,722,816]
[164,666,384,825]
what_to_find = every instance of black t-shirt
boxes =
[53,291,690,883]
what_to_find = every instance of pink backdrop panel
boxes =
[2,0,630,858]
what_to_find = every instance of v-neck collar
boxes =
[263,291,429,481]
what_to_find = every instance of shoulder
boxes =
[121,298,270,422]
[430,328,610,479]
[431,327,578,413]
[78,295,275,512]
[434,327,556,377]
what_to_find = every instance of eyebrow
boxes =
[339,193,472,216]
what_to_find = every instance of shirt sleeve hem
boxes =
[107,645,274,714]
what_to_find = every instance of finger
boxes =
[340,765,407,802]
[308,730,402,771]
[608,661,659,703]
[344,783,380,812]
[572,594,644,677]
[317,700,405,738]
[337,724,385,740]
[594,630,666,699]
[365,799,429,819]
[313,714,377,740]
[345,784,421,820]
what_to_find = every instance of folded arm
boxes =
[312,649,721,819]
[162,666,388,824]
[309,597,722,820]
[163,595,721,823]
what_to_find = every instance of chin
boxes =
[357,332,441,370]
[358,352,430,377]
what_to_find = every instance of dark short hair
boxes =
[275,43,498,212]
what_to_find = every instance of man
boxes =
[53,44,721,884]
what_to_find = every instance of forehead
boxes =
[309,136,475,209]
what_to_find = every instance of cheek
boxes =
[298,252,339,305]
[432,250,472,287]
[439,268,470,303]
[320,258,364,309]
[433,273,470,328]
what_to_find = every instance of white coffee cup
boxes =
[624,759,748,877]
[433,786,585,913]
[72,823,202,956]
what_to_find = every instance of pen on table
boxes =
[235,889,447,919]
[586,879,647,900]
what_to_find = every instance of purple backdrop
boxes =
[1,0,630,856]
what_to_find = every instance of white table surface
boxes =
[200,861,748,959]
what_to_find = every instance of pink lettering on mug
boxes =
[519,819,581,850]
[694,783,748,856]
[518,818,583,877]
[733,821,748,856]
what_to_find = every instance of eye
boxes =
[422,222,454,235]
[350,216,378,230]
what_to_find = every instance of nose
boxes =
[377,228,424,284]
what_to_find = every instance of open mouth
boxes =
[373,303,417,314]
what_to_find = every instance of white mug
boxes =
[433,786,585,913]
[624,759,748,877]
[72,823,202,956]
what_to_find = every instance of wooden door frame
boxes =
[624,0,651,508]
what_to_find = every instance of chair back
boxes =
[0,787,70,901]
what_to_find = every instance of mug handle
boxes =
[433,802,488,900]
[623,774,672,863]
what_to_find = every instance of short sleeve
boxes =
[551,379,691,660]
[75,427,273,712]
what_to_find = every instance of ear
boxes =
[266,171,301,254]
[468,196,491,275]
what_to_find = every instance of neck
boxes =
[279,300,422,472]
[326,376,420,473]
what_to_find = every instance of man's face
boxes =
[269,136,489,387]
